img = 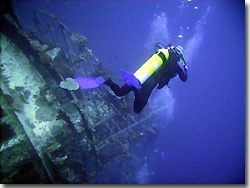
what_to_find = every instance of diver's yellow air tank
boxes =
[133,48,169,84]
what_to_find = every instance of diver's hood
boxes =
[175,46,184,56]
[175,46,188,70]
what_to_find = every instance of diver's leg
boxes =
[104,79,132,97]
[133,78,158,113]
[133,89,146,113]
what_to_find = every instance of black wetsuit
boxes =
[105,48,188,113]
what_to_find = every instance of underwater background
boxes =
[5,0,245,184]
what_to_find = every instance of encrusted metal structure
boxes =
[1,4,168,183]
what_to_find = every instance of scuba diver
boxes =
[73,43,188,113]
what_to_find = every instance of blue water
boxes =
[13,0,245,184]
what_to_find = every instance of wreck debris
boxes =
[1,5,167,183]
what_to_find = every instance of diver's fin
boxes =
[74,77,105,89]
[120,69,140,89]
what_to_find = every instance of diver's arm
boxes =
[176,61,188,82]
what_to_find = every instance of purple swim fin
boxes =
[120,69,140,89]
[74,77,105,89]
